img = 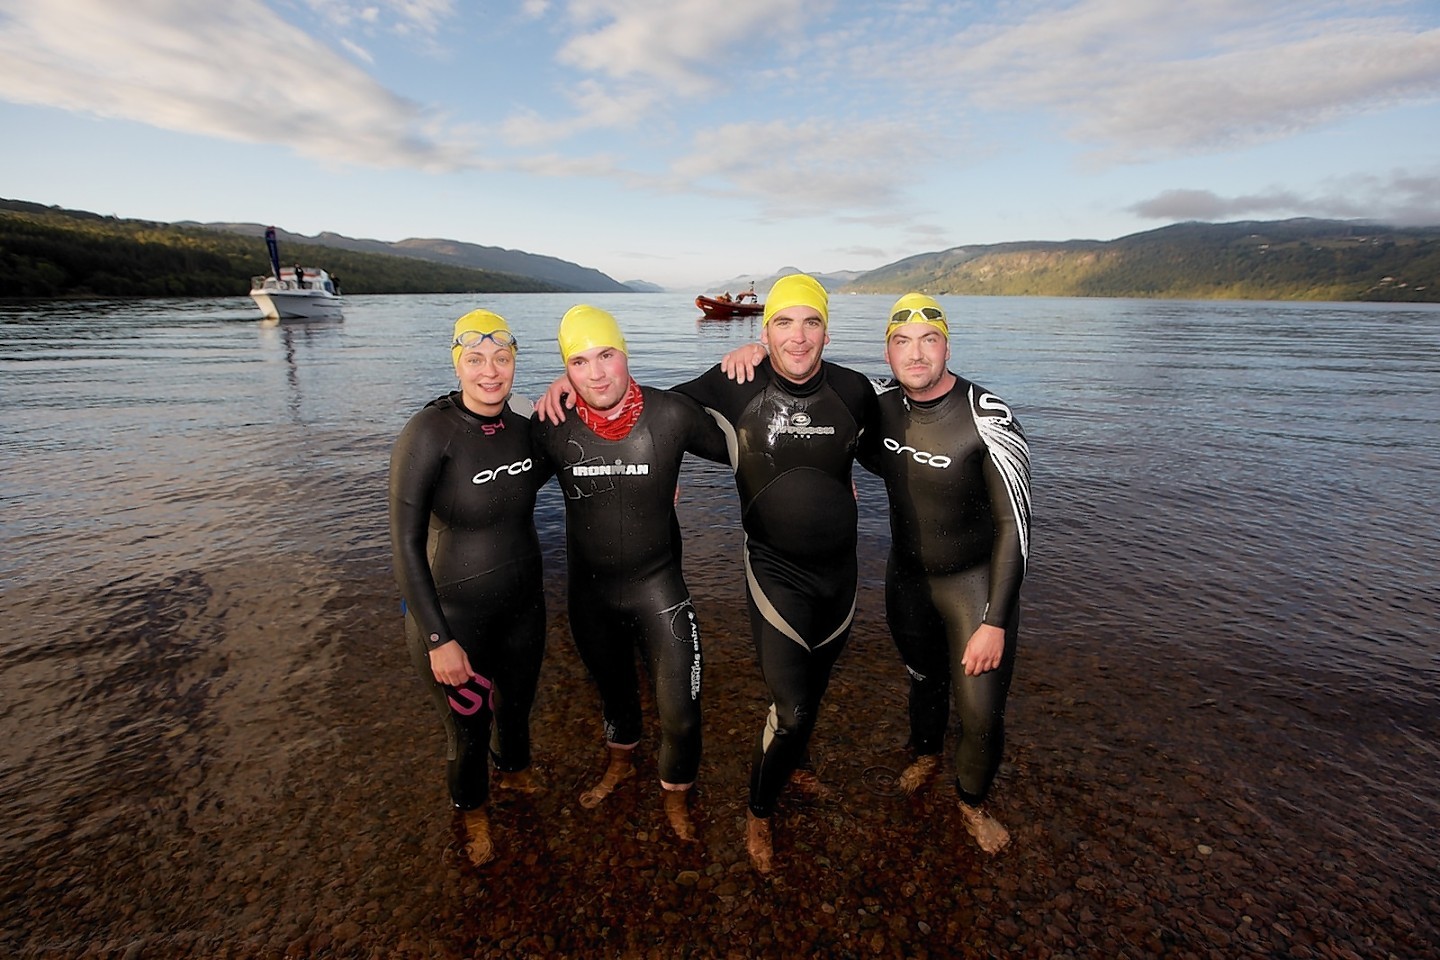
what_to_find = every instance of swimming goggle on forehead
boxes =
[453,330,519,350]
[889,306,946,325]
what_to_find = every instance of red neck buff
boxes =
[575,378,644,440]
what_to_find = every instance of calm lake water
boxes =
[3,293,1436,680]
[2,291,1438,953]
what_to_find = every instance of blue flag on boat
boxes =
[265,226,282,279]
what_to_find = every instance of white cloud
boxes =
[666,118,938,219]
[499,82,663,145]
[1130,169,1440,225]
[510,1,1440,219]
[919,0,1440,161]
[0,0,474,170]
[487,0,817,150]
[339,36,376,63]
[305,0,453,35]
[555,0,811,94]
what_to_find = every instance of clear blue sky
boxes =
[2,0,1438,290]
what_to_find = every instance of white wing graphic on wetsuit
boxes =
[970,387,1032,568]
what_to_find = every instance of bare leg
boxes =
[958,801,1010,853]
[898,754,941,796]
[745,810,774,874]
[662,786,696,841]
[579,744,636,809]
[462,808,494,866]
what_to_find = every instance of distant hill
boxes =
[705,268,865,297]
[844,219,1440,302]
[0,199,571,298]
[184,221,630,293]
[623,279,665,293]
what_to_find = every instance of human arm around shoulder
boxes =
[672,390,732,466]
[720,341,767,383]
[533,374,574,423]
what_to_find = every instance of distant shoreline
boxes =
[5,198,1438,303]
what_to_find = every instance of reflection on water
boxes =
[4,293,1439,673]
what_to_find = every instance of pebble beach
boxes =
[4,545,1435,959]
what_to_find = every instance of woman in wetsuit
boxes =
[388,309,553,866]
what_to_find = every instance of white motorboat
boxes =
[249,226,343,322]
[250,267,343,321]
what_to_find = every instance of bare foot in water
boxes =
[958,802,1010,853]
[497,769,543,794]
[788,769,831,800]
[462,808,495,866]
[745,811,774,874]
[663,789,697,841]
[579,746,635,809]
[897,755,940,797]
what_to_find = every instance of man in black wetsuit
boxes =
[858,293,1032,853]
[672,274,878,873]
[533,305,728,841]
[389,310,554,865]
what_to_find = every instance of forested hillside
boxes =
[186,221,630,293]
[0,200,561,298]
[849,220,1440,302]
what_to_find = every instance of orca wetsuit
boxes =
[673,359,877,817]
[389,392,554,810]
[858,376,1031,806]
[533,385,727,787]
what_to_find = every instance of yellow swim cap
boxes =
[885,293,948,340]
[451,309,516,365]
[763,274,829,327]
[558,304,627,363]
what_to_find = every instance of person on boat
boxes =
[293,264,305,289]
[531,305,728,841]
[720,293,1032,854]
[388,309,553,866]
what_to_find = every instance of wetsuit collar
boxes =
[764,357,827,397]
[901,374,963,417]
[438,390,507,423]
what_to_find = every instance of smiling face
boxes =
[565,343,631,412]
[454,339,516,416]
[761,306,829,384]
[885,322,954,401]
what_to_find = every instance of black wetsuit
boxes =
[673,359,877,817]
[389,392,553,810]
[533,386,727,787]
[858,376,1031,806]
